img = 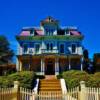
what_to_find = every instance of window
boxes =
[46,43,53,50]
[50,43,53,50]
[60,44,64,53]
[30,30,34,35]
[35,44,40,53]
[47,43,49,50]
[72,44,76,53]
[45,29,54,36]
[23,43,28,54]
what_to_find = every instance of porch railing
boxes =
[41,49,58,54]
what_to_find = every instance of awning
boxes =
[20,31,30,36]
[70,31,81,36]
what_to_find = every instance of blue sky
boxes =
[0,0,100,59]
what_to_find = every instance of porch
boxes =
[17,54,83,75]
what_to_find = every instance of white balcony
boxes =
[41,49,58,54]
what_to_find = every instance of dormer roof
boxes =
[40,16,59,26]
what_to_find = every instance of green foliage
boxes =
[86,72,100,87]
[0,35,14,64]
[62,70,89,88]
[56,73,63,79]
[0,71,36,89]
[62,70,100,88]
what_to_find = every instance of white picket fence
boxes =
[0,81,100,100]
[19,87,79,100]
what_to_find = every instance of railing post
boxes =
[80,81,86,100]
[12,81,19,100]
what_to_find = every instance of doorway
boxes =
[45,60,55,75]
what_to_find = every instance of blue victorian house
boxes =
[16,16,84,75]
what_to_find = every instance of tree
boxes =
[83,49,89,59]
[0,35,14,64]
[83,49,95,73]
[83,49,89,71]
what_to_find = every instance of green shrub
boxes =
[0,71,36,89]
[62,70,90,88]
[56,73,63,79]
[62,70,100,88]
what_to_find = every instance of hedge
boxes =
[62,70,100,88]
[0,71,35,89]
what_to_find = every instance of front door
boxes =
[46,63,55,75]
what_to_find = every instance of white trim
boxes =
[60,79,67,94]
[33,79,39,94]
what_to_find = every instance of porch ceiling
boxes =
[17,54,82,61]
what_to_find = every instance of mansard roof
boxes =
[17,16,83,37]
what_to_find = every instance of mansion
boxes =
[16,16,84,75]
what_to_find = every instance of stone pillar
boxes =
[12,81,19,100]
[80,81,86,100]
[81,57,83,71]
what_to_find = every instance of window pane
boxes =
[50,43,53,50]
[23,44,28,53]
[60,44,64,53]
[35,44,40,52]
[72,44,76,53]
[47,43,49,50]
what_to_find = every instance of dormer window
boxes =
[30,30,34,35]
[45,29,54,36]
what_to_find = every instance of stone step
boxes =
[39,78,62,92]
[39,88,61,91]
[40,84,61,87]
[40,79,59,82]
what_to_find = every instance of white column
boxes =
[42,58,45,75]
[55,58,59,75]
[16,58,19,71]
[81,57,83,71]
[41,58,45,75]
[55,60,56,75]
[19,61,22,71]
[69,57,71,70]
